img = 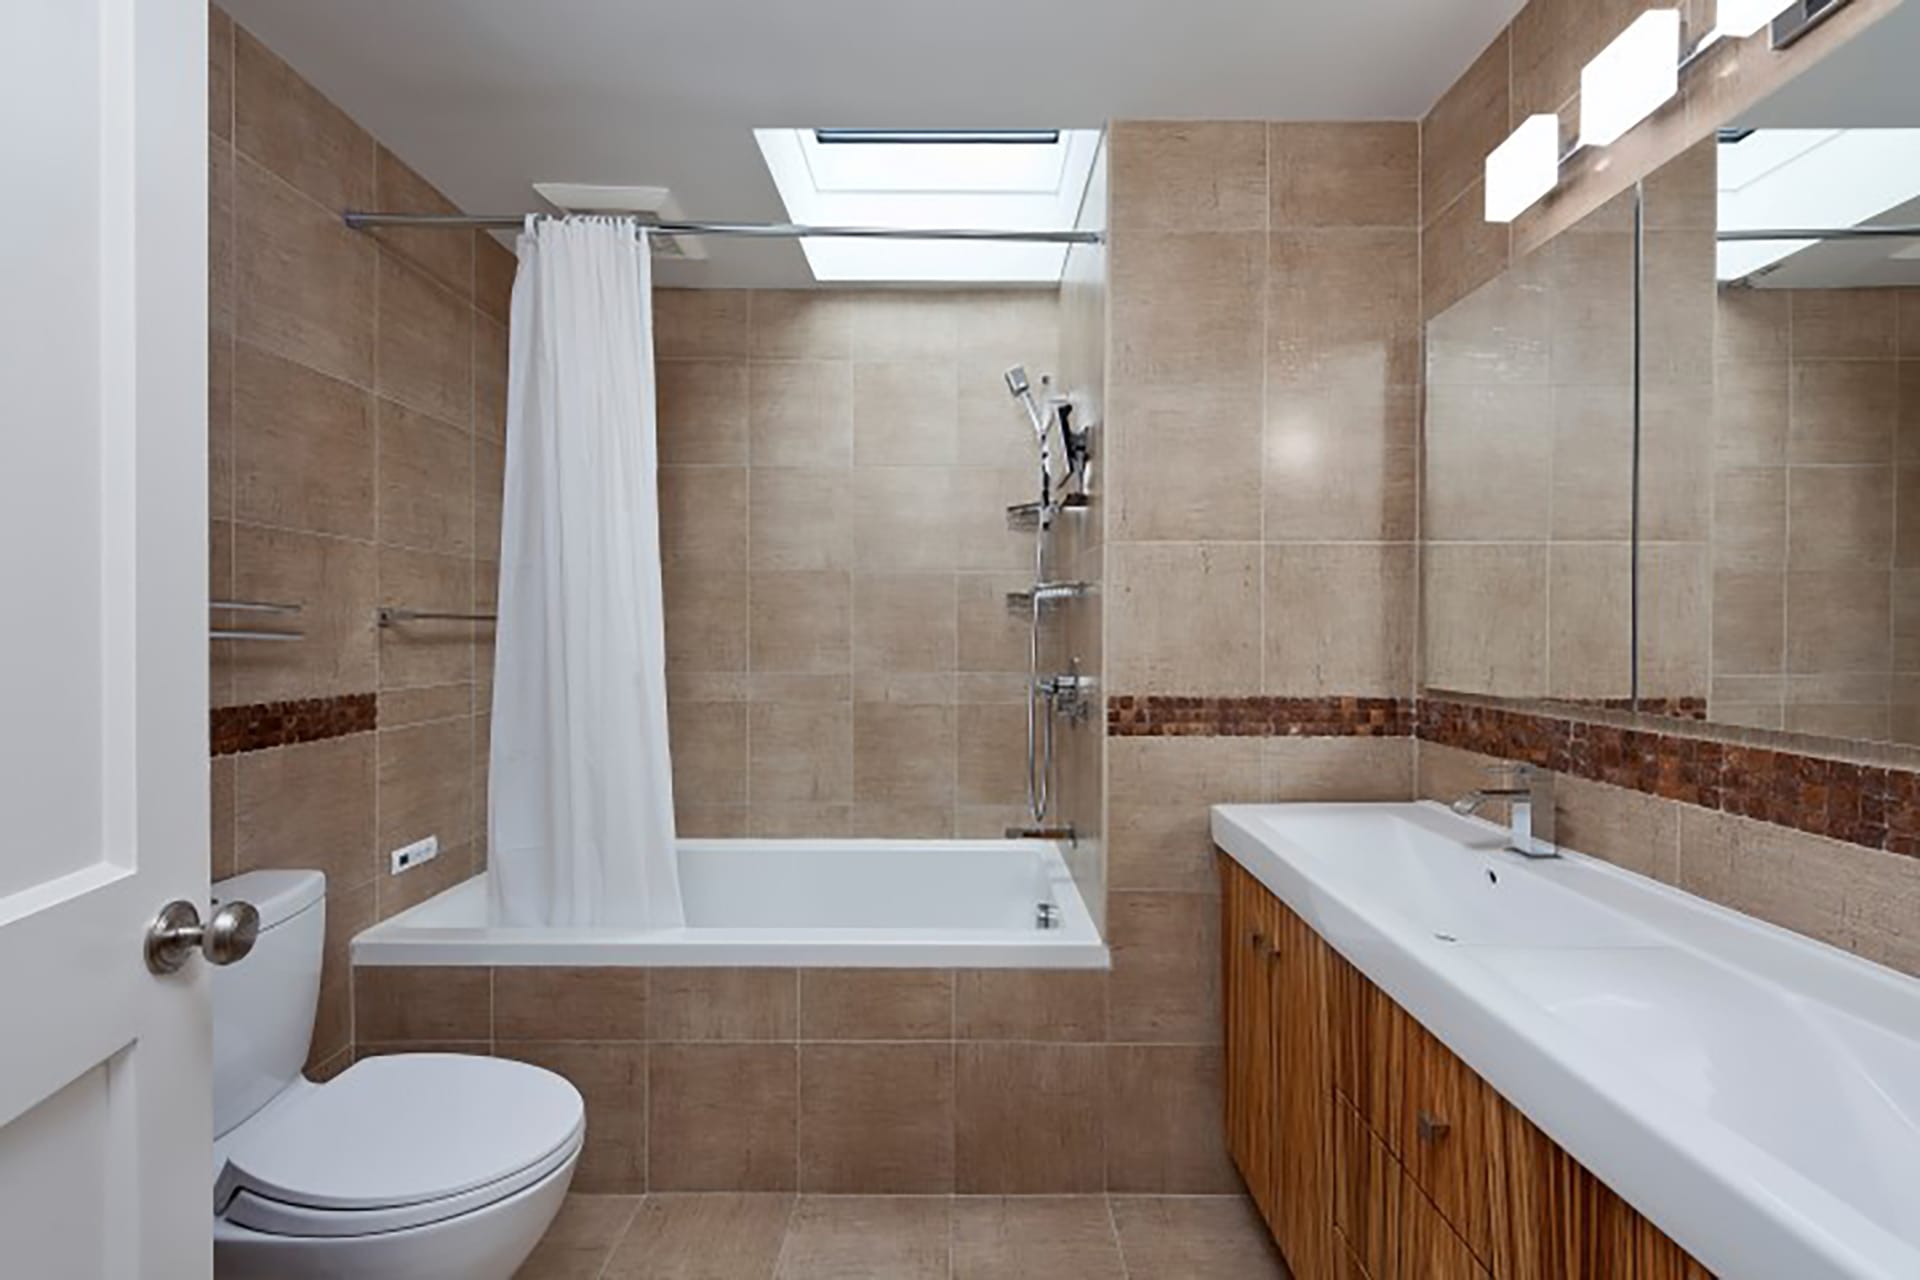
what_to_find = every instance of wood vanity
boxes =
[1219,854,1714,1280]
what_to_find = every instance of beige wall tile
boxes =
[376,716,473,855]
[649,969,798,1041]
[232,27,372,211]
[499,1043,646,1193]
[209,6,233,141]
[1107,892,1219,1043]
[750,290,852,360]
[378,545,476,688]
[1109,122,1268,233]
[1547,544,1632,701]
[656,290,749,360]
[1265,738,1416,803]
[777,1197,950,1280]
[1422,543,1549,697]
[1550,384,1635,541]
[1639,542,1710,699]
[669,700,747,808]
[953,970,1107,1042]
[853,574,956,674]
[1264,382,1418,542]
[1790,361,1898,464]
[1713,568,1787,675]
[1270,123,1418,230]
[378,838,476,918]
[228,524,377,703]
[1713,466,1787,570]
[1555,776,1681,882]
[1108,738,1265,894]
[1793,290,1900,360]
[515,1194,642,1279]
[1107,543,1262,695]
[750,700,853,805]
[1677,808,1853,952]
[955,703,1025,808]
[854,361,959,466]
[798,1044,954,1193]
[664,568,748,673]
[1788,466,1894,571]
[378,399,472,555]
[1718,289,1791,363]
[954,1044,1104,1193]
[1269,229,1421,389]
[1108,382,1263,543]
[847,294,961,362]
[474,236,516,324]
[210,754,237,880]
[955,574,1030,673]
[473,437,504,561]
[1787,570,1892,674]
[852,703,956,808]
[852,468,958,571]
[233,343,376,539]
[1422,181,1511,320]
[658,465,748,572]
[750,362,853,467]
[749,571,851,673]
[1263,544,1414,697]
[657,360,749,465]
[1423,384,1554,541]
[235,733,375,892]
[377,255,473,426]
[234,155,376,387]
[1716,360,1790,466]
[798,970,953,1041]
[951,1196,1125,1280]
[473,314,509,441]
[1110,231,1265,386]
[1104,1046,1239,1193]
[495,968,648,1041]
[353,965,489,1042]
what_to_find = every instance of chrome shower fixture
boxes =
[1004,365,1048,440]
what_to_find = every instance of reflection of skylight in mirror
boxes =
[755,128,1101,283]
[1718,128,1920,282]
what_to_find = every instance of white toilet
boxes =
[211,870,584,1280]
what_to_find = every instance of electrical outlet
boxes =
[391,835,439,876]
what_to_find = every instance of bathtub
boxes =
[352,839,1106,969]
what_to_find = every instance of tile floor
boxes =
[516,1192,1291,1279]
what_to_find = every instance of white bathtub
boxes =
[352,839,1107,969]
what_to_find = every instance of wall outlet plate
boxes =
[391,835,439,875]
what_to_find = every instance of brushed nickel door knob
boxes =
[145,899,259,975]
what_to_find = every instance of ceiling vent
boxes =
[530,183,708,260]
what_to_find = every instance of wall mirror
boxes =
[1424,3,1920,753]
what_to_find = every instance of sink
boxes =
[1211,800,1920,1280]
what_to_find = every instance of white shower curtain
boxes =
[488,218,684,928]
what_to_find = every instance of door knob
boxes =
[145,899,259,975]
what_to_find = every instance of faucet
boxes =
[1451,763,1558,859]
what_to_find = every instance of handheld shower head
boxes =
[1004,365,1047,438]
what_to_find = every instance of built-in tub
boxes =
[353,839,1106,968]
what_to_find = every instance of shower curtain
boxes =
[488,218,684,928]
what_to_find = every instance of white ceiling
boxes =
[219,0,1528,287]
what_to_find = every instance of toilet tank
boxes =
[211,870,326,1139]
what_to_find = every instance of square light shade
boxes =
[1485,115,1562,223]
[1579,10,1682,148]
[1717,0,1795,38]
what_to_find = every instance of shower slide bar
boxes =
[342,211,1104,244]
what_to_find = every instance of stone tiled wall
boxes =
[207,5,514,1077]
[650,288,1061,842]
[354,965,1231,1196]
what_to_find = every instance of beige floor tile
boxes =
[603,1194,795,1280]
[774,1197,951,1280]
[951,1196,1125,1280]
[1110,1196,1290,1279]
[513,1194,641,1280]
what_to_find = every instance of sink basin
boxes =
[1212,800,1920,1280]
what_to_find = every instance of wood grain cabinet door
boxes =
[1269,897,1332,1279]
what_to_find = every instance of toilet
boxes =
[211,870,583,1280]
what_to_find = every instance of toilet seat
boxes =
[216,1054,584,1240]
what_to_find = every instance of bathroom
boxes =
[2,0,1918,1275]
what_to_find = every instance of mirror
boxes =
[1423,2,1920,752]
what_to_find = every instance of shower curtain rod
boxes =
[343,210,1104,244]
[1716,226,1920,241]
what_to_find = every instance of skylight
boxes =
[754,128,1101,284]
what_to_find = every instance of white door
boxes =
[0,0,212,1276]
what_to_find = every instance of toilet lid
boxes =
[219,1054,584,1216]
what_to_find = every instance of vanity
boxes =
[1212,803,1920,1280]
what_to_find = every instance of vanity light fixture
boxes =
[1484,114,1563,223]
[1715,0,1798,38]
[1579,10,1683,148]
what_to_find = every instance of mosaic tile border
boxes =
[1106,696,1414,739]
[211,693,378,756]
[1417,698,1920,857]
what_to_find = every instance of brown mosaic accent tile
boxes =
[1566,696,1708,721]
[1420,697,1919,860]
[1106,695,1413,739]
[211,693,377,756]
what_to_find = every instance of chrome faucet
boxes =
[1451,763,1558,859]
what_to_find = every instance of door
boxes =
[0,1,211,1276]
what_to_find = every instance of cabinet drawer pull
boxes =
[1417,1110,1451,1143]
[1249,930,1265,950]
